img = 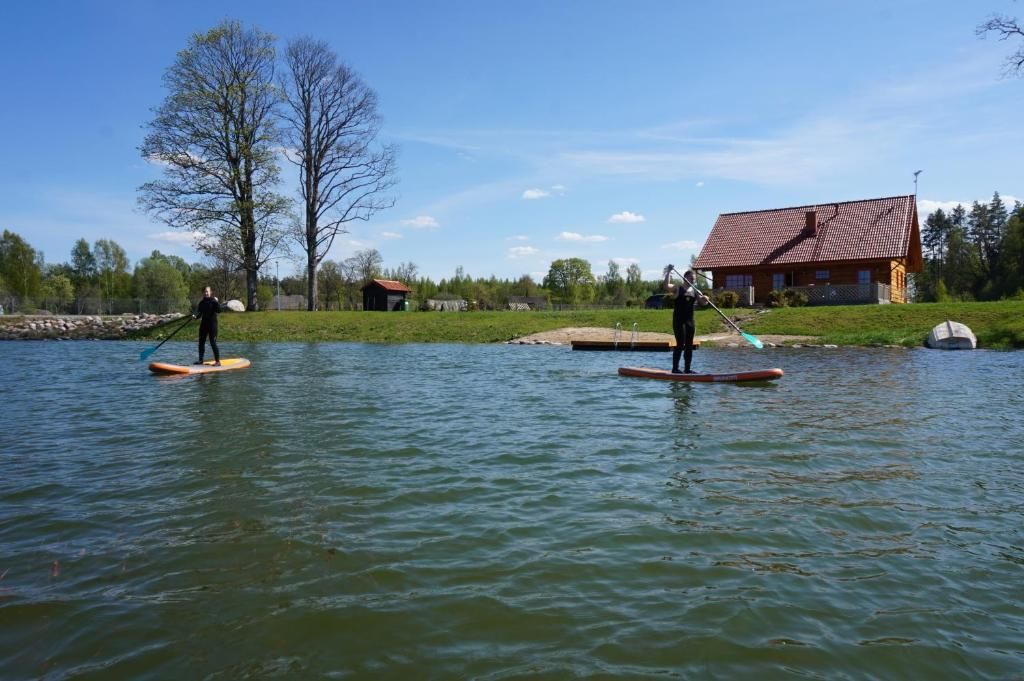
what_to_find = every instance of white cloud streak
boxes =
[401,215,439,229]
[522,188,550,200]
[557,231,609,243]
[508,246,539,258]
[608,211,646,224]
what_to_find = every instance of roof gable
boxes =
[694,195,920,269]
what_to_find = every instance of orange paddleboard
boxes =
[149,358,251,375]
[618,366,783,383]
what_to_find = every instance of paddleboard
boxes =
[618,366,783,383]
[149,358,251,375]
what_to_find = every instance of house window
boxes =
[772,273,785,290]
[815,270,830,280]
[724,274,752,288]
[858,269,870,284]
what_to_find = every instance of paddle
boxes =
[139,315,194,361]
[671,267,764,349]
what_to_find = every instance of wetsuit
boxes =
[195,297,222,363]
[672,283,697,373]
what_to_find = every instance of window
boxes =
[772,273,785,290]
[858,269,871,284]
[724,274,752,288]
[815,270,830,280]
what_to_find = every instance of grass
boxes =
[129,301,1024,349]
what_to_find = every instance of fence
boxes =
[785,283,892,305]
[0,296,190,316]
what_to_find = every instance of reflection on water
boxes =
[1,341,1023,678]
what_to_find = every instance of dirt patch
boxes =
[509,326,819,346]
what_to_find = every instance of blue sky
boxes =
[1,0,1021,282]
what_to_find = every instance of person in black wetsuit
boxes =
[663,265,699,374]
[192,286,222,366]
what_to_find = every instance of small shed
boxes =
[362,279,411,311]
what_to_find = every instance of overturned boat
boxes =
[926,320,977,350]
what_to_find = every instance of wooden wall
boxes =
[709,259,908,304]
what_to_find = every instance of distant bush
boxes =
[782,289,808,307]
[714,290,739,308]
[766,289,788,308]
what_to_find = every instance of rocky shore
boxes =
[0,313,184,340]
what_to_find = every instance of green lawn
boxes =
[131,301,1024,349]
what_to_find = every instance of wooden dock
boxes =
[570,340,699,352]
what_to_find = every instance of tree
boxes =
[317,260,345,310]
[544,257,595,306]
[281,37,397,310]
[978,13,1024,77]
[139,20,290,311]
[602,259,625,304]
[42,272,75,312]
[344,248,383,284]
[133,251,189,313]
[996,205,1024,297]
[94,238,130,311]
[625,262,645,301]
[0,230,43,302]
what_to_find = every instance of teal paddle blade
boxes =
[742,332,764,349]
[139,347,155,361]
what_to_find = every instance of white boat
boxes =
[926,320,977,350]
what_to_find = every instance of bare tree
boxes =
[281,37,398,310]
[344,248,383,285]
[139,20,291,310]
[978,12,1024,76]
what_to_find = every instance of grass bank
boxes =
[131,301,1024,348]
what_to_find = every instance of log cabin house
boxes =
[693,195,922,305]
[362,279,411,311]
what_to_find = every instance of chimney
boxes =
[804,210,817,237]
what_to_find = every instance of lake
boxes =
[1,340,1023,679]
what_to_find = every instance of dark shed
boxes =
[361,279,412,311]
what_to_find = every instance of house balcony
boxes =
[711,283,892,306]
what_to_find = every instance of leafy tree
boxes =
[996,205,1024,297]
[317,260,345,310]
[0,230,43,301]
[602,259,625,304]
[42,272,75,312]
[281,37,397,310]
[139,20,290,310]
[625,262,645,301]
[94,238,131,309]
[544,257,595,305]
[133,251,188,312]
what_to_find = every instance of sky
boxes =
[1,0,1021,282]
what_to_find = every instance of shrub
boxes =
[714,290,739,308]
[766,289,788,308]
[782,289,808,307]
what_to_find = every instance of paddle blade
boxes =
[139,347,155,361]
[742,332,764,349]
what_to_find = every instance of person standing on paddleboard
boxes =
[192,286,222,366]
[664,265,699,374]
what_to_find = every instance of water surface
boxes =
[1,341,1023,679]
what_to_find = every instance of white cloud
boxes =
[401,215,439,229]
[381,231,403,240]
[662,239,700,251]
[149,230,204,246]
[508,246,539,258]
[506,235,530,241]
[918,195,1020,219]
[522,188,550,200]
[612,257,639,265]
[551,184,567,192]
[695,181,705,187]
[557,231,609,243]
[608,211,646,224]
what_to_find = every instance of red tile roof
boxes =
[694,195,920,269]
[366,279,411,292]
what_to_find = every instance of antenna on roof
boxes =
[913,170,923,196]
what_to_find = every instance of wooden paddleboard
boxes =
[149,358,251,375]
[618,366,783,383]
